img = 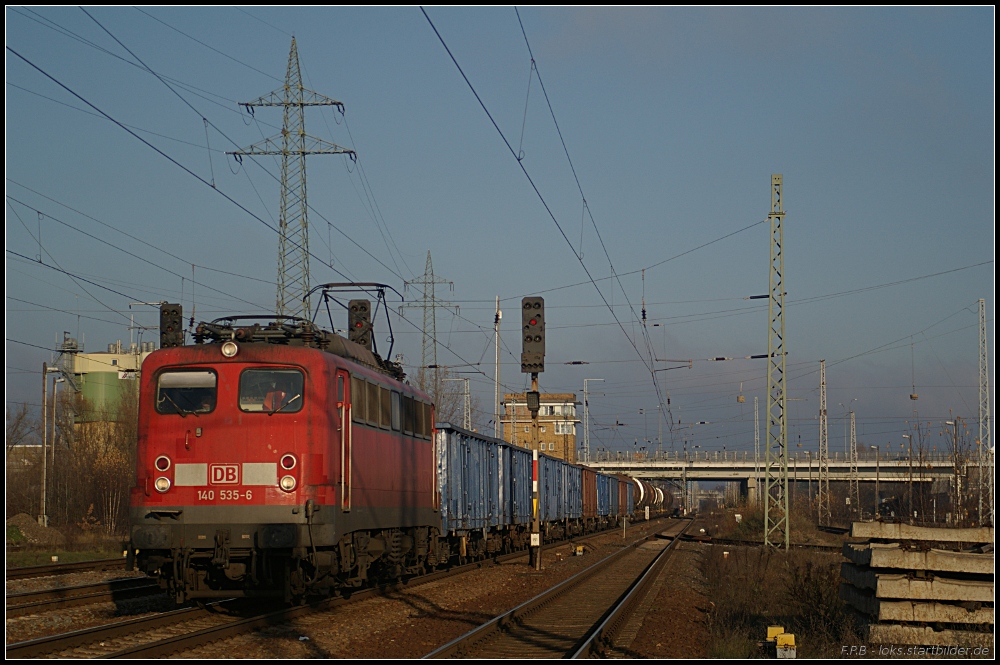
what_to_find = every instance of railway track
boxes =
[423,518,692,659]
[6,557,126,581]
[6,578,163,618]
[7,519,671,658]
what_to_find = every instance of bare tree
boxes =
[5,402,37,453]
[943,415,976,527]
[6,402,41,518]
[424,366,482,432]
[57,380,137,538]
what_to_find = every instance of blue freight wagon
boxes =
[435,423,646,558]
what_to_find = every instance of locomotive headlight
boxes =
[155,455,171,472]
[221,341,239,358]
[280,454,297,470]
[154,477,172,493]
[279,475,297,491]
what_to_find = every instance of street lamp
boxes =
[870,445,880,519]
[945,419,962,526]
[839,399,858,458]
[583,379,604,463]
[902,434,913,521]
[806,450,812,505]
[51,377,65,466]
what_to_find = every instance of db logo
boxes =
[210,464,239,485]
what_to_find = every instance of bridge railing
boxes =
[590,450,965,465]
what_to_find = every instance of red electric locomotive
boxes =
[129,297,442,603]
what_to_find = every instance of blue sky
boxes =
[5,7,994,455]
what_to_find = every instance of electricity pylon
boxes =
[401,251,457,398]
[764,174,790,550]
[230,38,355,321]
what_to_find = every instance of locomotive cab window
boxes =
[239,369,304,414]
[156,370,217,415]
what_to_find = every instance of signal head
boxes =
[159,303,184,348]
[521,296,545,373]
[348,299,373,350]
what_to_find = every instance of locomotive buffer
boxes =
[522,297,545,571]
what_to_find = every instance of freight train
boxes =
[129,309,672,603]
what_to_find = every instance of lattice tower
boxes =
[231,38,354,320]
[818,360,831,526]
[979,298,993,525]
[764,174,789,549]
[849,411,860,519]
[401,251,457,398]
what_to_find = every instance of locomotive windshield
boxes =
[156,370,217,416]
[239,368,304,414]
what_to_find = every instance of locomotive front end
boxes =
[130,343,326,603]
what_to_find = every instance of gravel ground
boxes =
[6,519,701,657]
[181,521,673,659]
[6,569,168,645]
[627,541,711,658]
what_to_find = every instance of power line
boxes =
[23,14,380,293]
[7,195,265,310]
[234,7,292,37]
[7,205,134,325]
[7,296,140,328]
[12,7,261,122]
[514,8,669,434]
[6,250,141,303]
[421,8,651,374]
[133,7,281,83]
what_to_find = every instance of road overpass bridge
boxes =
[585,451,977,486]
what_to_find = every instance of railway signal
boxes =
[348,299,373,350]
[521,296,545,373]
[159,303,184,348]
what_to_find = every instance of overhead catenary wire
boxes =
[421,8,652,376]
[5,44,386,311]
[513,7,671,438]
[52,13,390,290]
[6,195,266,310]
[13,7,269,124]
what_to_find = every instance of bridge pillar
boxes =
[747,476,758,505]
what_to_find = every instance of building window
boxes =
[524,426,529,433]
[540,426,546,433]
[549,443,555,451]
[112,359,118,366]
[555,422,575,435]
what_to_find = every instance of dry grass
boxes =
[708,502,846,547]
[701,544,859,658]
